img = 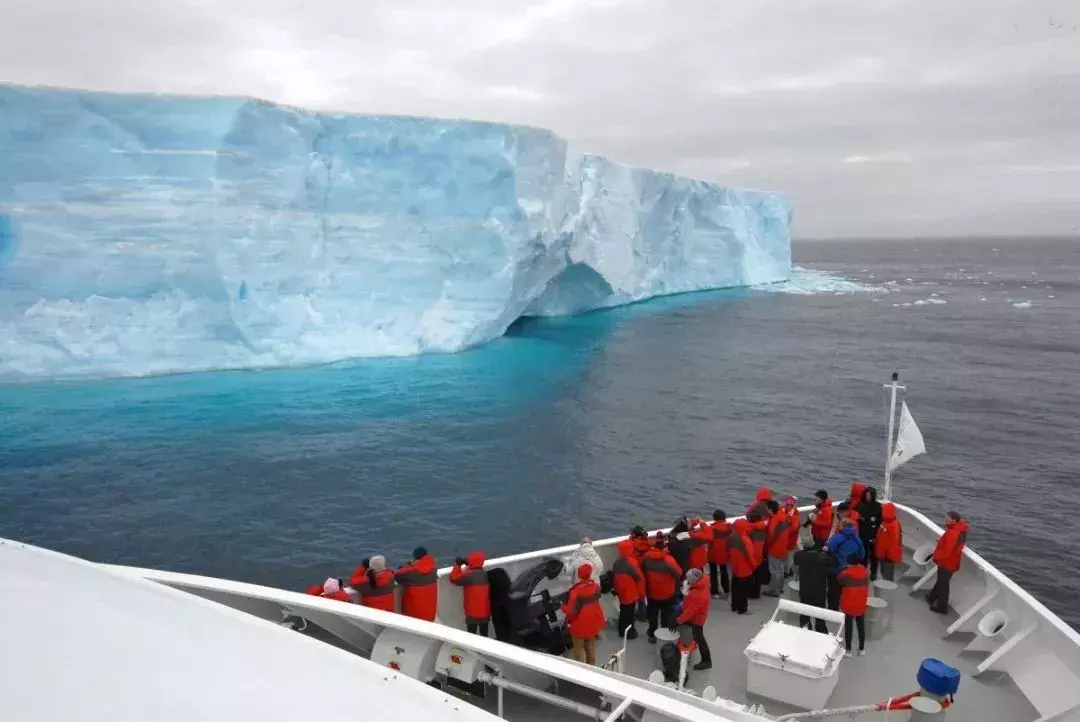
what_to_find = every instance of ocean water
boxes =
[2,237,1078,629]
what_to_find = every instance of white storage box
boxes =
[744,620,843,709]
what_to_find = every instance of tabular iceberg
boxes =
[0,84,791,381]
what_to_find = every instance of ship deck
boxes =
[591,571,1037,721]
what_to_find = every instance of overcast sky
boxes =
[2,0,1078,238]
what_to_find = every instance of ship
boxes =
[4,376,1078,721]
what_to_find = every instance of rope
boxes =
[772,691,952,720]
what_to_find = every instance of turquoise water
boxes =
[2,239,1078,630]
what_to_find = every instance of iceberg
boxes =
[0,84,791,381]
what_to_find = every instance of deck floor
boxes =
[591,573,1036,721]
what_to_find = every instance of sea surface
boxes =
[2,237,1078,629]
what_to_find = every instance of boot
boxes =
[693,661,712,671]
[625,627,639,640]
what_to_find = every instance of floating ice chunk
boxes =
[1012,301,1033,309]
[753,267,871,295]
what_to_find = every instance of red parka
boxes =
[396,554,439,622]
[562,564,606,639]
[933,517,970,573]
[728,519,759,578]
[786,506,801,551]
[612,540,646,604]
[811,497,834,543]
[677,573,711,626]
[450,552,491,623]
[709,520,731,564]
[642,547,682,600]
[875,503,903,563]
[305,583,352,603]
[354,568,396,612]
[687,519,713,570]
[767,512,790,559]
[838,563,870,616]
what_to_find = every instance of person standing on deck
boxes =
[927,511,970,614]
[807,490,835,547]
[728,518,758,615]
[838,554,869,657]
[708,509,732,598]
[825,519,864,611]
[747,507,770,599]
[848,481,868,510]
[630,526,652,562]
[612,540,645,640]
[450,552,491,636]
[676,568,712,671]
[562,563,605,665]
[856,486,884,577]
[395,547,438,622]
[305,577,352,603]
[686,517,712,571]
[642,532,682,643]
[792,543,833,632]
[784,496,800,577]
[764,500,789,597]
[667,517,693,575]
[352,555,396,612]
[875,502,903,582]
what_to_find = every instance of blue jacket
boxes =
[826,525,865,569]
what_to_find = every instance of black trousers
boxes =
[826,575,841,611]
[708,561,730,595]
[617,603,637,637]
[799,596,828,632]
[844,614,866,651]
[690,623,711,665]
[466,622,489,637]
[751,561,769,599]
[927,567,954,609]
[646,596,675,636]
[731,575,752,613]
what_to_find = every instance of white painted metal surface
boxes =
[0,538,498,722]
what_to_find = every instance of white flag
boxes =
[889,402,926,472]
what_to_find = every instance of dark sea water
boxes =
[2,237,1078,629]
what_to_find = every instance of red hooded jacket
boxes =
[395,554,438,622]
[354,568,396,612]
[933,517,970,572]
[849,482,867,509]
[875,503,903,562]
[786,506,801,551]
[613,540,646,604]
[305,584,352,603]
[838,562,870,616]
[728,519,759,578]
[811,497,834,542]
[562,564,606,638]
[687,519,713,570]
[631,535,652,562]
[642,547,682,600]
[677,573,711,626]
[767,512,790,559]
[450,552,491,623]
[749,515,769,563]
[709,520,731,564]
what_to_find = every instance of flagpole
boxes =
[883,372,905,501]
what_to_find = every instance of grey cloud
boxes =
[1,0,1077,237]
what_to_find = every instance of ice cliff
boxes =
[0,84,792,381]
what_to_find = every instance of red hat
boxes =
[577,563,592,581]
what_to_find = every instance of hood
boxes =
[617,539,635,559]
[756,487,773,501]
[577,563,593,581]
[850,482,867,501]
[947,518,970,535]
[838,523,858,538]
[466,551,486,568]
[863,486,878,503]
[412,554,437,573]
[882,502,897,521]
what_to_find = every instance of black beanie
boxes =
[413,546,428,560]
[815,489,828,500]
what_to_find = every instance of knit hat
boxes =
[654,531,667,549]
[784,495,797,505]
[413,546,428,560]
[323,577,341,595]
[369,555,386,571]
[815,490,828,501]
[577,563,592,581]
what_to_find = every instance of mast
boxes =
[882,372,905,501]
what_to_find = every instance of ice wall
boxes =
[0,84,791,380]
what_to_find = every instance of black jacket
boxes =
[793,547,836,602]
[856,486,883,542]
[668,521,692,573]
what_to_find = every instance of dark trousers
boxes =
[617,603,637,637]
[690,623,711,665]
[466,622,489,637]
[869,554,880,581]
[927,567,954,609]
[731,575,752,613]
[646,596,674,636]
[826,575,841,611]
[708,561,730,595]
[799,596,828,632]
[844,614,866,651]
[751,561,769,599]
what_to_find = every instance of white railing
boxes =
[106,564,764,722]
